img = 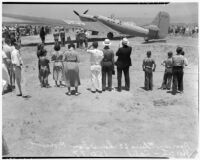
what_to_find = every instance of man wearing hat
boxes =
[101,39,114,91]
[172,47,185,94]
[142,51,156,91]
[161,51,173,90]
[87,41,104,93]
[115,38,132,91]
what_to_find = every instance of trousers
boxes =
[102,66,112,90]
[90,65,102,91]
[144,68,153,90]
[172,66,183,92]
[117,66,130,90]
[161,71,172,89]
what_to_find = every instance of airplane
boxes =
[2,13,114,37]
[73,10,170,41]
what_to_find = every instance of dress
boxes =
[39,56,50,87]
[51,51,63,81]
[63,50,80,87]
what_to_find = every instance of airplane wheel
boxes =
[144,37,149,42]
[107,32,114,39]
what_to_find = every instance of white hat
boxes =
[122,38,129,45]
[103,39,111,46]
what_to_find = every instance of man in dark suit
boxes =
[115,38,132,91]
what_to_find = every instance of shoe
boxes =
[66,92,71,95]
[75,92,79,96]
[17,94,22,96]
[108,88,112,91]
[125,88,130,91]
[91,91,96,93]
[98,90,102,93]
[22,95,29,98]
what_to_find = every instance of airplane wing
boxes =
[2,13,83,28]
[82,21,119,34]
[3,13,120,36]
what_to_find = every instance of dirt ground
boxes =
[2,35,199,158]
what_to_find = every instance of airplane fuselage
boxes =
[96,15,149,37]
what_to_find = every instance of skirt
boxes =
[53,65,63,81]
[63,62,80,87]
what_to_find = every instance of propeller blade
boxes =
[73,10,80,16]
[83,9,89,14]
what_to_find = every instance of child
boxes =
[39,49,50,87]
[51,43,64,87]
[161,52,173,90]
[142,51,156,90]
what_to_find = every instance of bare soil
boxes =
[2,35,198,158]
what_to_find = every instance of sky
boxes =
[2,2,198,22]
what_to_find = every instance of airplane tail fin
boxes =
[151,11,170,39]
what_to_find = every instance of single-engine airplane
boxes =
[73,10,170,41]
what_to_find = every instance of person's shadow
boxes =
[166,90,176,95]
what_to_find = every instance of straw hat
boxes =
[103,39,111,46]
[122,38,129,45]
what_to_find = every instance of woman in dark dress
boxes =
[63,43,80,95]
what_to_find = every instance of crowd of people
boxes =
[168,25,198,36]
[3,25,89,50]
[2,36,188,97]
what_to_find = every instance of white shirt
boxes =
[2,50,7,59]
[87,49,104,65]
[11,48,23,67]
[2,50,7,64]
[183,56,188,66]
[2,44,14,59]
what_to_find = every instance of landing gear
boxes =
[144,37,149,42]
[107,32,114,39]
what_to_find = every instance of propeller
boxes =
[83,9,89,14]
[73,10,80,16]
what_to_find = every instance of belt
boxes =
[13,64,21,67]
[145,66,152,69]
[91,64,101,66]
